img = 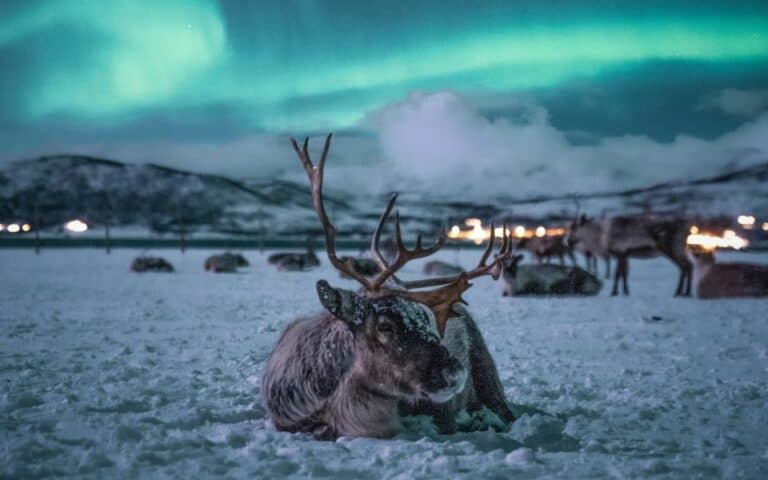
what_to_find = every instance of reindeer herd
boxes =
[257,133,768,441]
[126,132,765,442]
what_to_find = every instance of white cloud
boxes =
[366,91,768,199]
[698,88,768,117]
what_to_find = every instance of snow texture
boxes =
[1,248,767,478]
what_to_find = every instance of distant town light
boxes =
[737,215,755,228]
[535,226,546,238]
[64,219,88,233]
[449,225,460,237]
[7,223,20,233]
[514,225,526,238]
[0,224,4,232]
[687,230,748,251]
[21,224,31,232]
[763,222,768,232]
[689,225,699,234]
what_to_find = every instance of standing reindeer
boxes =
[567,214,611,279]
[686,249,768,298]
[262,134,516,440]
[591,215,691,296]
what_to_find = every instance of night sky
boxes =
[1,0,767,195]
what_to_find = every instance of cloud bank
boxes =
[368,91,768,198]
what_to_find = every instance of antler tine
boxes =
[319,133,332,168]
[291,137,312,175]
[479,221,496,266]
[371,193,398,272]
[368,196,448,290]
[291,134,375,290]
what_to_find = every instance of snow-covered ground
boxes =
[1,248,767,478]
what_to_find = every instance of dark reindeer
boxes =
[262,134,515,440]
[267,249,321,271]
[130,256,174,273]
[205,252,249,273]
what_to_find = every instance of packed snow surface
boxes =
[1,248,767,478]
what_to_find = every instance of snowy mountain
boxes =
[1,154,766,239]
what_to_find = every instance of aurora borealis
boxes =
[1,0,767,193]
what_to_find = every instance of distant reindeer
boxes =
[423,260,465,276]
[262,134,516,440]
[516,235,576,266]
[567,214,611,279]
[500,254,601,296]
[584,214,690,296]
[267,249,320,271]
[686,249,768,298]
[131,256,174,273]
[205,252,249,273]
[338,256,381,278]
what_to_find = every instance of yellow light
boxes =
[687,230,748,251]
[514,225,526,238]
[535,226,546,238]
[448,225,461,238]
[21,224,31,232]
[64,219,88,233]
[7,223,20,233]
[0,224,5,232]
[762,222,768,232]
[689,226,699,234]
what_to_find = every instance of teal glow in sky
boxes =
[1,0,767,183]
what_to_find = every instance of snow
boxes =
[1,248,767,478]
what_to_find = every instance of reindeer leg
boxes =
[604,256,611,279]
[558,253,564,266]
[622,257,630,296]
[611,255,622,296]
[674,265,684,297]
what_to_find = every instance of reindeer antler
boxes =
[292,133,513,336]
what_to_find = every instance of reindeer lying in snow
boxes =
[267,249,320,271]
[338,256,381,278]
[131,256,174,273]
[204,252,249,273]
[262,134,516,439]
[499,254,601,296]
[686,249,768,299]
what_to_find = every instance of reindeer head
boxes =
[566,197,593,248]
[315,280,466,402]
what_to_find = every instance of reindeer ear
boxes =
[316,280,373,328]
